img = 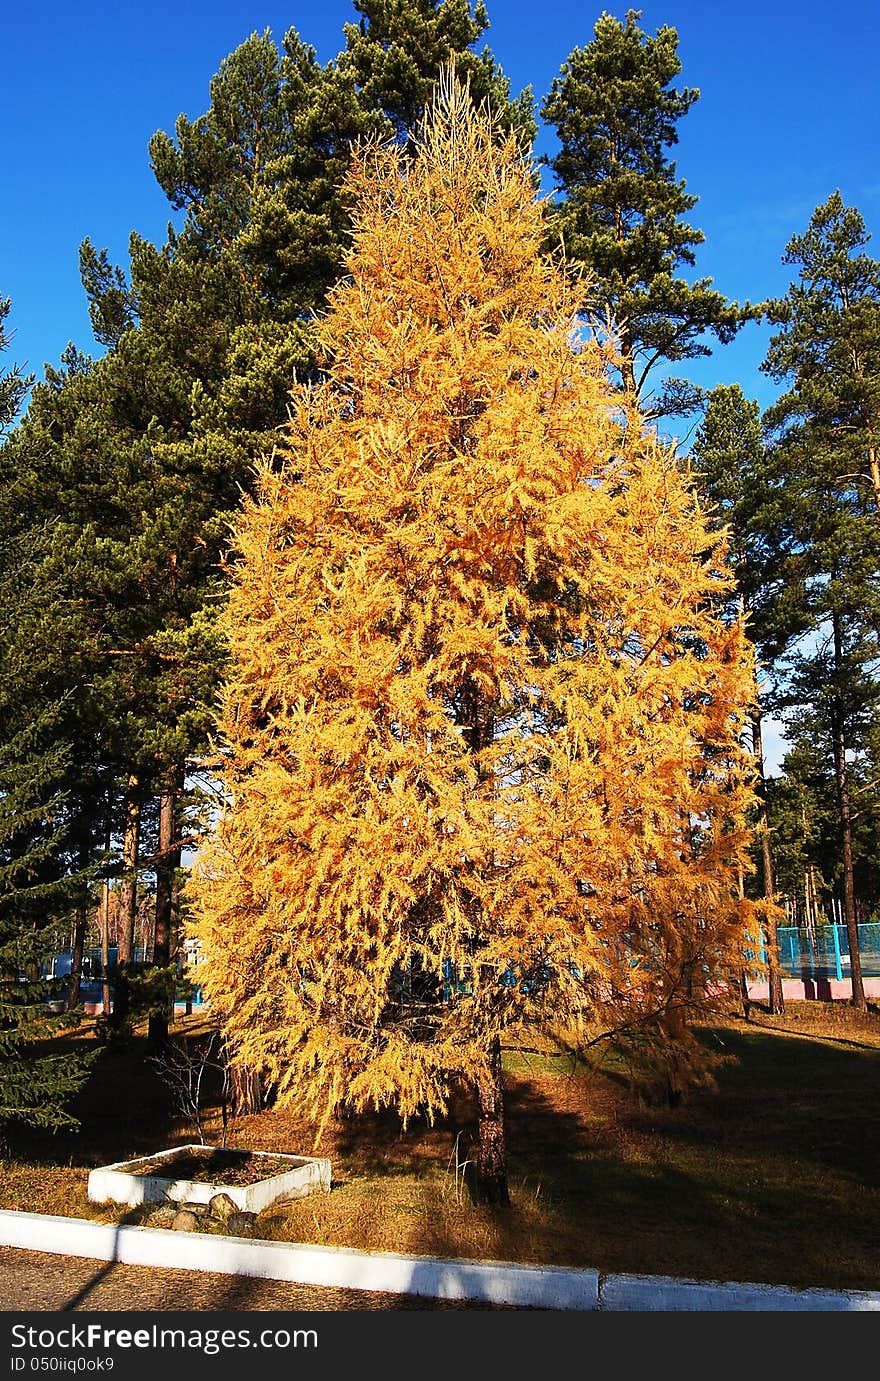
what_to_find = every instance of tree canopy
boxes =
[189,77,761,1201]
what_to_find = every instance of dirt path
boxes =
[0,1246,506,1312]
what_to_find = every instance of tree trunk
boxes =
[96,802,111,1015]
[736,865,752,1019]
[66,835,94,1012]
[474,1037,509,1205]
[116,775,141,965]
[616,313,639,398]
[662,1004,687,1108]
[620,352,637,397]
[65,894,87,1012]
[751,708,784,1014]
[100,872,111,1016]
[837,771,865,1011]
[832,616,867,1012]
[228,1061,265,1117]
[868,445,880,516]
[149,769,184,1047]
[113,774,141,1028]
[456,681,508,1202]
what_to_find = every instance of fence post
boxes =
[832,921,843,982]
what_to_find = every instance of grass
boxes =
[2,1000,880,1293]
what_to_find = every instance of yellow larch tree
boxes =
[188,76,761,1204]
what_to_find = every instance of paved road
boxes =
[0,1246,511,1312]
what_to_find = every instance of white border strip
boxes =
[0,1211,598,1310]
[2,1211,879,1311]
[601,1271,880,1312]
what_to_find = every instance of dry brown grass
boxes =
[3,1000,880,1292]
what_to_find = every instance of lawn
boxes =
[2,1000,879,1293]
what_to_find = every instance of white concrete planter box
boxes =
[87,1144,331,1212]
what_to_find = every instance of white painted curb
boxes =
[87,1144,331,1213]
[2,1211,879,1311]
[600,1272,880,1312]
[0,1211,598,1310]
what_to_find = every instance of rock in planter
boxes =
[225,1211,257,1238]
[207,1192,238,1222]
[146,1206,177,1228]
[171,1209,201,1233]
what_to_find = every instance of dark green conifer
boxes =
[542,9,743,414]
[0,296,30,436]
[760,193,880,1010]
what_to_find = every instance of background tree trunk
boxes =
[736,865,752,1019]
[228,1062,265,1116]
[65,894,86,1013]
[115,775,141,965]
[100,871,111,1016]
[149,768,184,1046]
[112,774,141,1028]
[832,615,867,1011]
[751,709,784,1014]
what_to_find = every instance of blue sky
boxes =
[5,0,879,430]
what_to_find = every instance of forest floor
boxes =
[3,998,879,1294]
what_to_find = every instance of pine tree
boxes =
[541,9,743,415]
[0,707,92,1135]
[770,721,880,925]
[340,0,534,144]
[0,296,30,436]
[763,742,836,910]
[691,385,795,1013]
[189,79,760,1202]
[0,341,221,1009]
[762,194,880,1010]
[0,312,93,1125]
[764,192,880,516]
[777,580,880,1011]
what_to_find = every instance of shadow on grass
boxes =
[422,1030,880,1292]
[688,1024,880,1186]
[5,1027,188,1173]
[548,1021,880,1290]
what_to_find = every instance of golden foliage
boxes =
[188,77,762,1132]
